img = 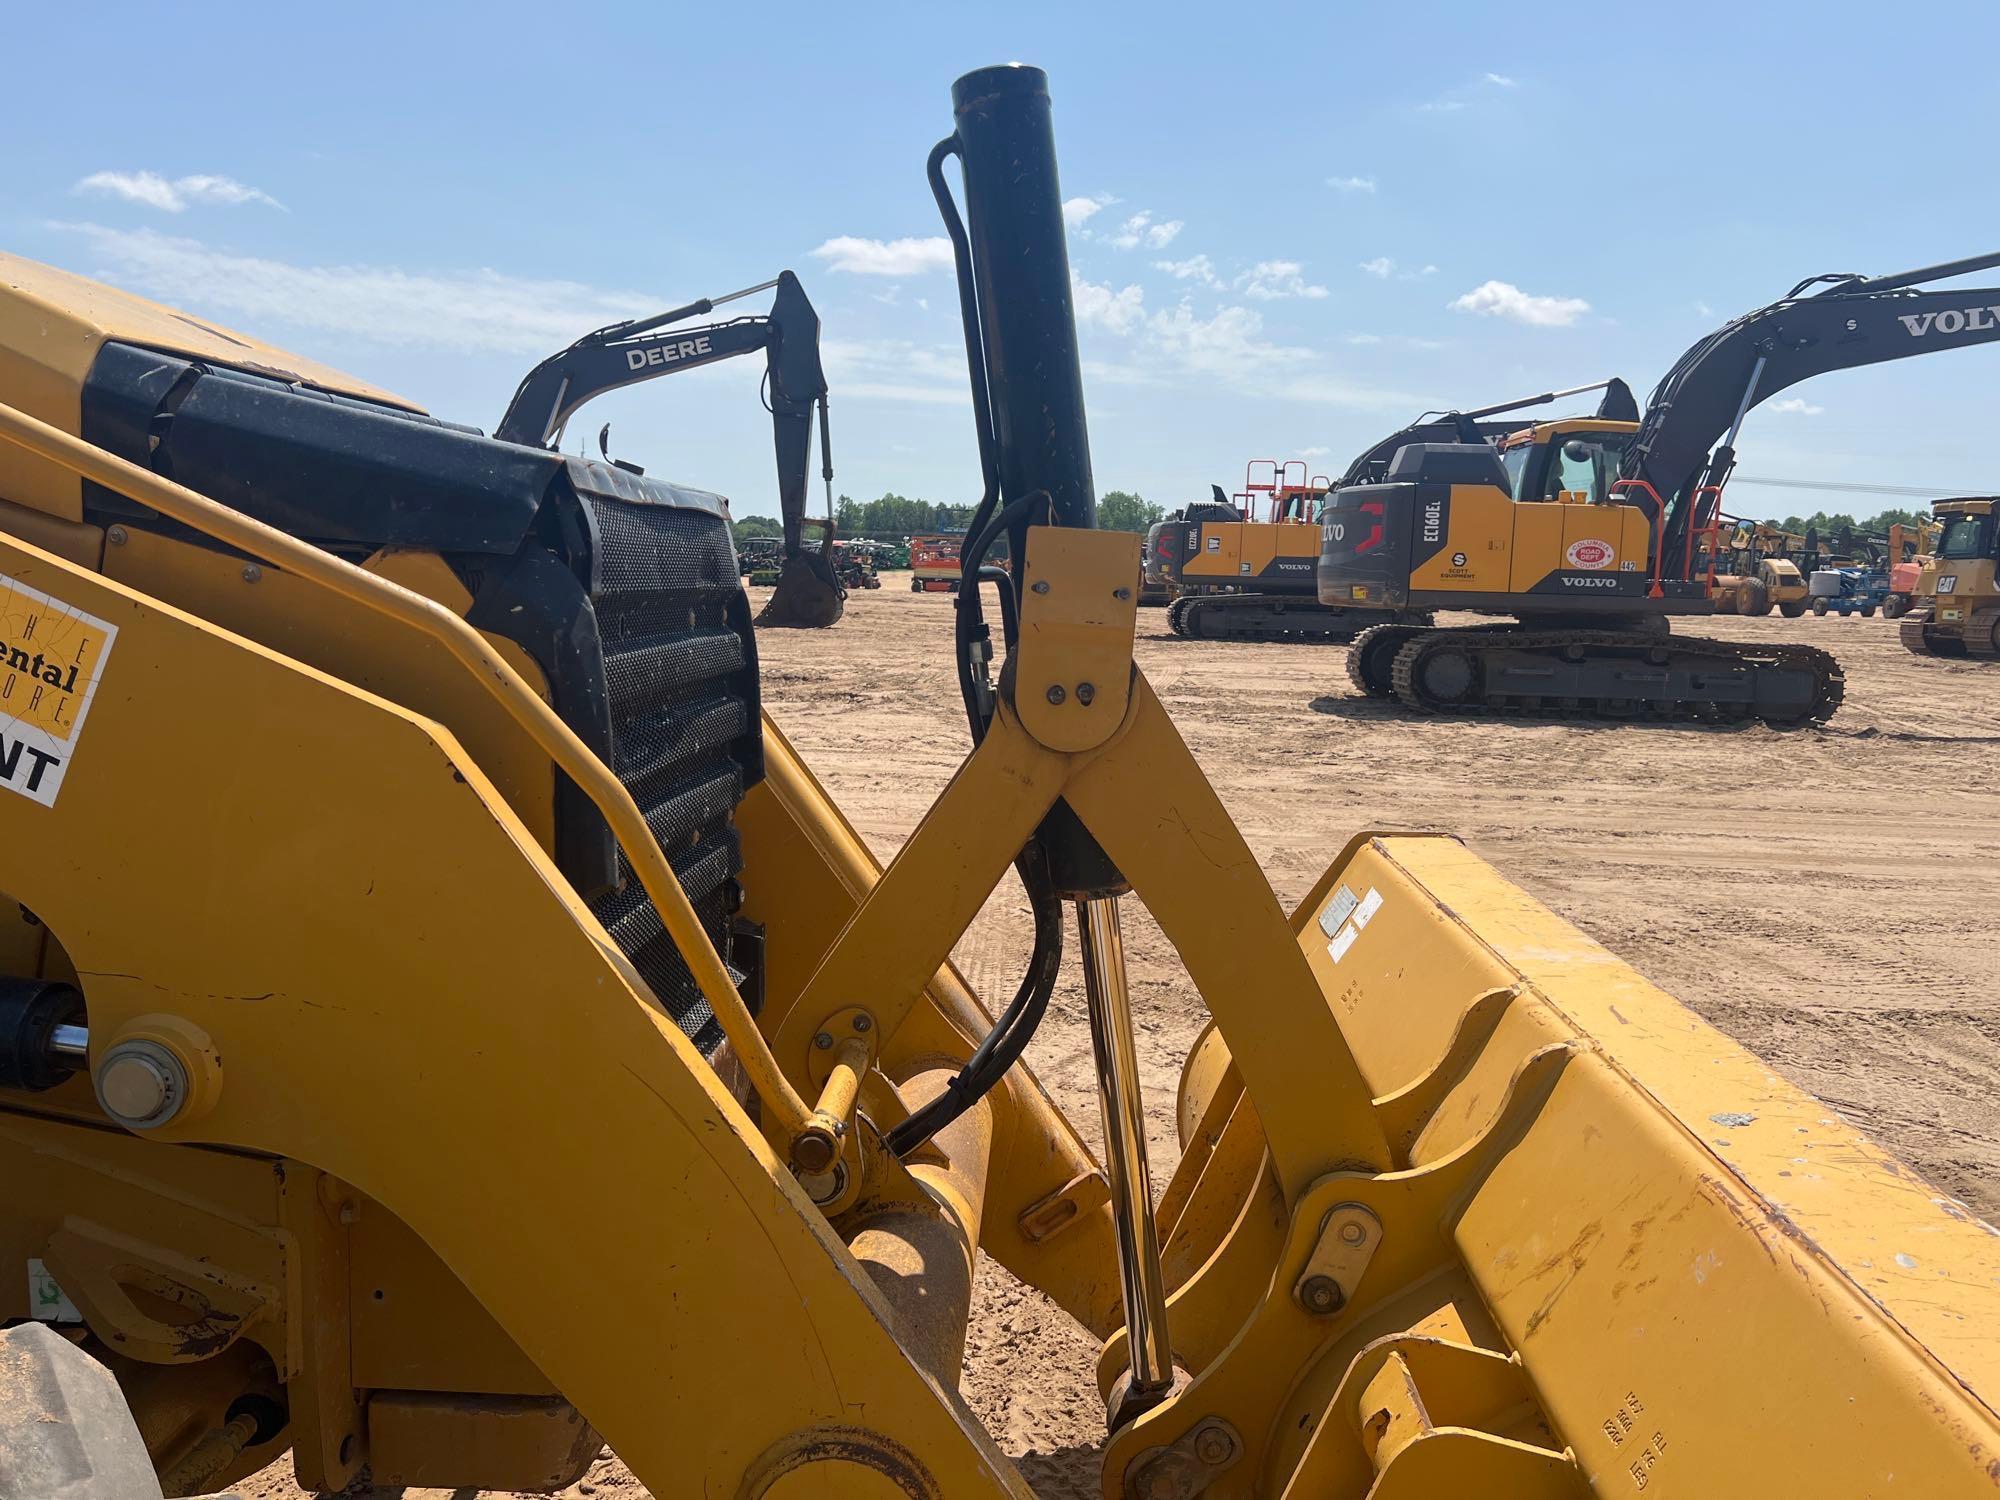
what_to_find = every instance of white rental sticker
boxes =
[0,574,118,807]
[1319,885,1360,937]
[1325,886,1385,965]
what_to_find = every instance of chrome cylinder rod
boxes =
[1076,895,1175,1416]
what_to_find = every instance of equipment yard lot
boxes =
[250,573,2000,1500]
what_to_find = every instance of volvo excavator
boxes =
[497,270,846,627]
[2,64,1998,1500]
[1322,253,2000,723]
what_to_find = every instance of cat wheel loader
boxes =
[1323,252,2000,724]
[2,64,1998,1500]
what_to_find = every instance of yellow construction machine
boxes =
[2,64,1998,1500]
[1323,252,2000,722]
[1902,496,2000,654]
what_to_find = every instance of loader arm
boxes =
[495,270,834,565]
[1621,252,2000,574]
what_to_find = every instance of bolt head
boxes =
[1031,579,1051,594]
[1114,586,1133,601]
[851,1014,872,1033]
[1045,684,1067,705]
[1300,1274,1344,1314]
[813,1031,834,1050]
[1339,1220,1367,1246]
[1193,1425,1235,1466]
[106,525,128,547]
[1076,682,1096,705]
[242,563,263,583]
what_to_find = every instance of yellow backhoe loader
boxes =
[1,64,1997,1500]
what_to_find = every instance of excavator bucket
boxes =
[0,62,1994,1500]
[757,548,847,627]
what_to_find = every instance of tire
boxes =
[1779,599,1807,618]
[1812,598,1829,617]
[1738,578,1773,616]
[1860,601,1877,618]
[1882,594,1909,620]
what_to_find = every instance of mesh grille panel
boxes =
[577,493,756,1053]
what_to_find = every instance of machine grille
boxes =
[576,490,761,1053]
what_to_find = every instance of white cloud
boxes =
[55,222,648,354]
[1418,264,1439,276]
[819,337,970,405]
[1300,445,1333,458]
[1766,397,1824,415]
[1419,99,1467,113]
[1153,253,1222,286]
[1695,300,1715,318]
[1449,279,1590,327]
[1237,260,1328,301]
[74,170,283,213]
[1484,72,1518,87]
[1326,175,1377,193]
[1104,211,1184,250]
[1359,257,1395,278]
[1344,333,1383,345]
[1063,194,1116,228]
[810,235,954,276]
[1071,273,1147,334]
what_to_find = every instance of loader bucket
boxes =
[1129,830,2000,1496]
[756,549,846,627]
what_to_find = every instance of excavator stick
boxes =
[0,62,1996,1500]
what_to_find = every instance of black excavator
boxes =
[1320,252,2000,723]
[497,271,845,627]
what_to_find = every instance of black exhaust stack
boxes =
[951,65,1098,549]
[942,64,1120,897]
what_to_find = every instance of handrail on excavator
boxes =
[0,398,817,1144]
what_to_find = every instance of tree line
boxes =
[733,490,1164,547]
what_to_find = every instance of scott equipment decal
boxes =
[0,575,117,807]
[1566,538,1615,569]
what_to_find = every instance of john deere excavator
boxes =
[496,270,846,627]
[1323,253,2000,722]
[2,65,1998,1500]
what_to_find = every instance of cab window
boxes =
[1503,444,1531,499]
[1534,434,1633,503]
[1938,515,1992,560]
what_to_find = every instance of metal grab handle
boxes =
[0,399,816,1142]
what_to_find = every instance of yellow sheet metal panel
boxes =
[0,535,1029,1497]
[1418,482,1514,593]
[102,529,558,854]
[1510,501,1565,590]
[0,252,416,521]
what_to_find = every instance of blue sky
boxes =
[7,1,2000,519]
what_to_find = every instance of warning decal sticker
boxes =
[0,574,117,807]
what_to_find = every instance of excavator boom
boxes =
[496,269,845,627]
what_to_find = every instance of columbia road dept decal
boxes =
[0,575,117,807]
[1565,537,1615,569]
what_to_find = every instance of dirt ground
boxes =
[246,574,2000,1499]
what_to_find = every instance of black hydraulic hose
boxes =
[902,142,1065,1161]
[883,841,1062,1157]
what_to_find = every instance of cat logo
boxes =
[0,575,117,808]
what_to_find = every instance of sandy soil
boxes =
[245,575,2000,1499]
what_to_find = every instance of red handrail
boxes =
[1609,477,1670,600]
